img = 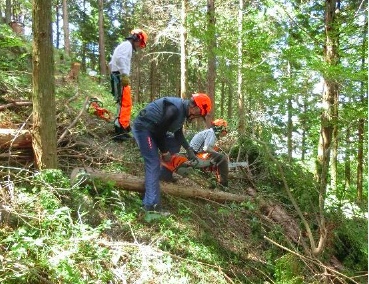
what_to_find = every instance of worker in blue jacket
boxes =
[132,93,212,213]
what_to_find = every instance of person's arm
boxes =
[152,104,178,153]
[174,129,190,150]
[202,131,217,152]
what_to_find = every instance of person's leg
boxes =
[114,85,133,141]
[209,152,229,187]
[110,73,121,102]
[132,128,161,209]
[117,85,132,130]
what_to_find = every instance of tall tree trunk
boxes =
[287,97,293,161]
[32,0,57,169]
[180,0,188,99]
[98,0,107,79]
[286,62,293,160]
[314,0,340,256]
[344,126,351,191]
[62,0,70,56]
[206,0,216,125]
[330,94,338,193]
[227,83,233,121]
[356,117,364,203]
[5,0,11,24]
[220,80,225,117]
[356,17,367,204]
[55,0,60,50]
[237,0,245,134]
[150,55,158,102]
[301,101,307,161]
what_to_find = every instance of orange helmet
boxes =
[212,118,227,128]
[212,118,228,135]
[191,93,212,116]
[130,28,148,48]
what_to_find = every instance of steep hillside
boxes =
[0,25,367,284]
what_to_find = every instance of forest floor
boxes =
[1,79,367,284]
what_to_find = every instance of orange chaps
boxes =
[116,85,132,129]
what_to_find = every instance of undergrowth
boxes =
[0,23,367,283]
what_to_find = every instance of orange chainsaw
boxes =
[87,98,113,122]
[161,153,218,187]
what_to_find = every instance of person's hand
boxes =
[161,152,172,162]
[121,75,130,87]
[186,147,197,161]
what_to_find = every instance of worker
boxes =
[132,93,212,213]
[189,118,229,187]
[109,28,148,141]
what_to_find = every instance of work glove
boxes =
[161,152,172,162]
[121,75,131,87]
[186,147,197,161]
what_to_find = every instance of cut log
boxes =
[66,62,81,81]
[0,101,32,111]
[70,167,249,203]
[70,167,305,247]
[0,129,32,149]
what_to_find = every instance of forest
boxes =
[0,0,367,283]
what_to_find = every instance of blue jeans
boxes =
[132,128,161,208]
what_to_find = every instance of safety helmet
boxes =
[130,28,148,48]
[191,93,212,116]
[212,118,228,134]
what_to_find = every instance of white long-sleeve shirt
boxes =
[108,41,133,75]
[190,128,217,153]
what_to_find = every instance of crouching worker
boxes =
[132,93,212,213]
[190,119,229,187]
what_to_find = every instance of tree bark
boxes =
[71,167,248,203]
[344,126,351,190]
[206,0,216,125]
[98,0,107,78]
[356,118,364,203]
[5,0,11,24]
[314,0,340,256]
[180,0,188,99]
[66,62,81,81]
[62,0,70,56]
[237,0,245,135]
[32,0,58,169]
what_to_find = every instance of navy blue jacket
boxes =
[133,97,190,152]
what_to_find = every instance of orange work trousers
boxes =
[117,85,132,129]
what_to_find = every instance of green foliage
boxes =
[274,253,305,284]
[330,213,368,273]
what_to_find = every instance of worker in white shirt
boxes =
[189,119,229,187]
[109,28,148,141]
[159,119,229,187]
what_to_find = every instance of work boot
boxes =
[142,204,171,218]
[113,124,132,141]
[220,180,228,187]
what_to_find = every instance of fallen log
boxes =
[70,167,249,203]
[0,129,32,149]
[0,101,32,111]
[70,167,306,248]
